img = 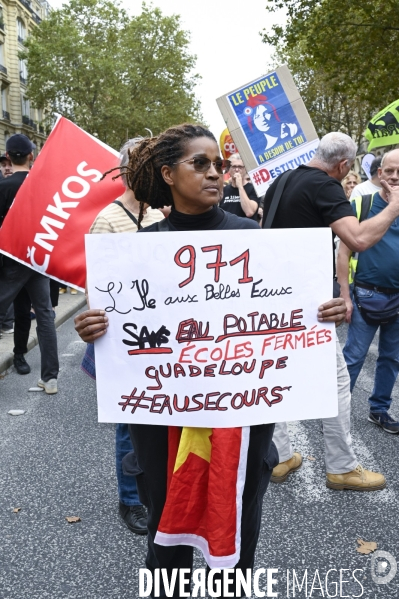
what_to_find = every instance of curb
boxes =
[0,296,87,375]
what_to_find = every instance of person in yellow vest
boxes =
[337,149,399,434]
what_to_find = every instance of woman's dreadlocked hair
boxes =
[124,124,216,228]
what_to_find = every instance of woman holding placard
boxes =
[75,124,346,597]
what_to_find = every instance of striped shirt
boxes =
[90,200,164,234]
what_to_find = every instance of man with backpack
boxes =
[337,149,399,434]
[263,133,399,491]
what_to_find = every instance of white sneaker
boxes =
[1,327,14,334]
[37,378,58,395]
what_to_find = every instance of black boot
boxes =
[118,502,148,535]
[13,354,31,375]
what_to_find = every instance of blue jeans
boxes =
[81,344,141,506]
[343,287,399,414]
[116,424,141,506]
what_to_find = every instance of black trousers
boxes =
[49,278,60,308]
[13,286,32,355]
[0,257,59,380]
[13,276,59,355]
[128,423,278,598]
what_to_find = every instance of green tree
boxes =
[271,44,377,144]
[263,0,399,111]
[23,0,202,148]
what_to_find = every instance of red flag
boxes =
[0,116,125,290]
[155,426,250,568]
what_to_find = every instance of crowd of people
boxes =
[73,127,399,597]
[1,125,398,598]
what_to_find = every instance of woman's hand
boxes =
[317,297,347,327]
[74,309,108,342]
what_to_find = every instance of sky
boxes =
[47,0,286,140]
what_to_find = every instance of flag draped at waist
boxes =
[155,425,250,568]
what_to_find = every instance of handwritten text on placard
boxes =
[86,228,338,427]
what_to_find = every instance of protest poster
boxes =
[216,65,319,196]
[219,128,237,159]
[364,98,399,151]
[220,128,237,182]
[0,116,125,291]
[86,227,338,427]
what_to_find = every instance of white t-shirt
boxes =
[349,180,380,200]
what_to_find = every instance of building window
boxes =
[2,87,9,120]
[19,58,28,84]
[22,95,30,118]
[1,87,6,110]
[0,43,5,70]
[0,6,4,31]
[17,18,26,43]
[2,87,6,110]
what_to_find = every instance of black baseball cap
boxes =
[6,134,35,157]
[0,154,9,162]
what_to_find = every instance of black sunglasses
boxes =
[174,157,231,174]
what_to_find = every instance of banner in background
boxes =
[0,117,125,290]
[217,66,319,196]
[361,153,376,180]
[219,128,237,159]
[365,99,399,151]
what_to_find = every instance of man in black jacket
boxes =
[0,134,59,392]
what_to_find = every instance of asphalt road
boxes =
[0,312,398,598]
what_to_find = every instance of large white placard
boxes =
[86,228,338,427]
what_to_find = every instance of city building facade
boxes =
[0,0,50,154]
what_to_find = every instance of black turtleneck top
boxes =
[139,205,260,233]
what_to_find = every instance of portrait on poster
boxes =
[227,72,307,167]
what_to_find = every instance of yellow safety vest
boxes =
[348,193,375,284]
